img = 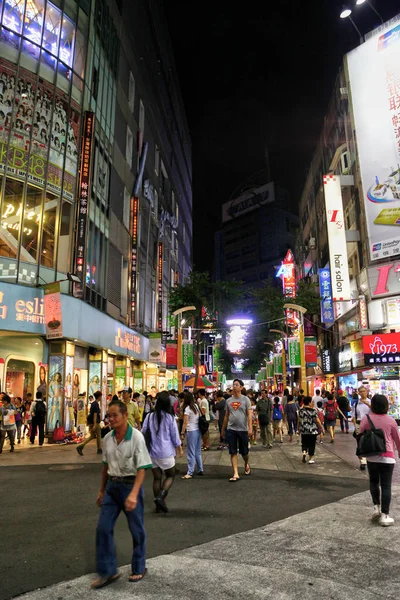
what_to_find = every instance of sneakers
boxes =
[371,505,381,521]
[379,513,394,527]
[302,451,307,463]
[308,459,315,464]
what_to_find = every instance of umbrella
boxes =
[184,376,215,388]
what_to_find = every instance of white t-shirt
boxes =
[102,425,152,477]
[199,398,210,422]
[352,400,371,422]
[312,395,321,408]
[184,405,200,431]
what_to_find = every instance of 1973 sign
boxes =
[362,332,400,365]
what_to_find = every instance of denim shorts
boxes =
[227,429,249,457]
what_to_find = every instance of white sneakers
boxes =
[379,513,394,527]
[371,505,381,521]
[308,459,315,464]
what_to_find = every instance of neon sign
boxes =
[362,333,400,364]
[157,242,163,331]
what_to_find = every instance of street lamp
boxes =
[172,306,196,391]
[340,5,364,42]
[284,303,307,394]
[356,0,384,23]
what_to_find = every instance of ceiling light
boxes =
[340,7,352,18]
[356,0,366,4]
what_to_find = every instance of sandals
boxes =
[91,573,121,589]
[181,474,193,479]
[128,568,147,583]
[244,466,251,476]
[229,476,240,482]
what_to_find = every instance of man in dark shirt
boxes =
[77,391,102,455]
[30,391,47,446]
[336,391,350,433]
[213,391,227,449]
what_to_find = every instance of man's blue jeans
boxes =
[186,430,203,475]
[96,479,146,577]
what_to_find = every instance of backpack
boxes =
[325,400,336,421]
[35,400,46,419]
[357,415,386,456]
[273,405,283,421]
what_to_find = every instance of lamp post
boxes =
[340,5,364,43]
[355,0,384,23]
[172,306,196,392]
[270,329,287,392]
[284,303,307,393]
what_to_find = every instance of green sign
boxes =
[288,337,301,368]
[182,341,194,368]
[273,354,283,375]
[266,361,274,379]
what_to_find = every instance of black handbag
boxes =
[143,414,152,452]
[198,414,209,436]
[357,415,386,457]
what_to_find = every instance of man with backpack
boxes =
[272,396,284,443]
[256,390,273,448]
[30,391,47,446]
[324,392,348,443]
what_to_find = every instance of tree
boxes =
[168,271,243,391]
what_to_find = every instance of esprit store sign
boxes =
[362,332,400,365]
[323,174,351,301]
[368,262,400,298]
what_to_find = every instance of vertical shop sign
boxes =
[305,337,317,367]
[130,196,139,328]
[273,353,283,375]
[288,337,301,368]
[166,341,178,369]
[43,282,63,339]
[266,361,274,379]
[157,242,163,331]
[74,111,94,298]
[133,370,143,392]
[206,345,214,374]
[323,174,351,301]
[182,340,194,369]
[319,268,335,324]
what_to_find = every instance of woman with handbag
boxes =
[142,391,182,513]
[359,394,400,527]
[180,392,204,479]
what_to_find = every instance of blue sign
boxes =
[319,268,334,324]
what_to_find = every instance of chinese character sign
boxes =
[288,337,301,368]
[305,337,317,367]
[319,268,335,324]
[362,332,400,365]
[273,353,283,375]
[182,341,194,369]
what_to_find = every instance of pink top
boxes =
[359,413,400,459]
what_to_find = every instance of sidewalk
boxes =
[17,485,400,600]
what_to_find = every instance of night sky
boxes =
[163,0,399,271]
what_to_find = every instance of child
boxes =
[272,396,284,443]
[316,400,325,444]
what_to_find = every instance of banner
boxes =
[44,282,63,339]
[166,341,178,370]
[182,340,194,369]
[273,353,283,375]
[149,332,166,366]
[362,332,400,365]
[319,268,335,324]
[266,361,274,379]
[323,174,351,301]
[347,22,400,261]
[133,370,143,393]
[305,337,317,367]
[288,337,301,368]
[47,355,65,433]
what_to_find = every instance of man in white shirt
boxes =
[312,388,321,408]
[198,388,210,450]
[352,386,371,471]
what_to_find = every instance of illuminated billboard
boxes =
[323,174,351,301]
[226,318,252,354]
[347,19,400,261]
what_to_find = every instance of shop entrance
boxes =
[6,359,35,399]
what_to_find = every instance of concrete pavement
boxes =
[16,485,400,600]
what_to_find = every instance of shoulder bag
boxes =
[357,415,386,456]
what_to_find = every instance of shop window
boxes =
[1,178,23,259]
[21,184,42,263]
[57,201,72,272]
[6,359,35,398]
[126,126,133,168]
[123,187,130,229]
[41,192,57,268]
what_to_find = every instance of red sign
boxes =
[157,242,163,331]
[305,338,317,366]
[130,196,139,328]
[166,341,178,370]
[362,332,400,365]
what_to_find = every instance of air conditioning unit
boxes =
[309,237,316,249]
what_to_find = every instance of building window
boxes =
[126,126,133,168]
[123,188,130,230]
[121,257,128,316]
[139,100,145,134]
[128,72,135,112]
[155,145,160,176]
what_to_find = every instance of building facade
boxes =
[297,13,400,414]
[0,0,192,431]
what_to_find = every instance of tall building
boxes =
[0,0,192,430]
[215,182,298,288]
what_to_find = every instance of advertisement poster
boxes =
[288,337,301,368]
[273,353,283,375]
[37,363,47,399]
[133,370,143,393]
[305,337,317,367]
[347,21,400,261]
[44,282,63,339]
[166,341,178,369]
[64,355,74,432]
[88,362,101,397]
[101,362,108,418]
[47,355,64,433]
[148,332,166,366]
[115,366,126,392]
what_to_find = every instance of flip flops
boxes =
[129,569,147,583]
[91,573,121,589]
[229,476,240,482]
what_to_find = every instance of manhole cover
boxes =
[48,465,85,471]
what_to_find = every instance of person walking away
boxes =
[0,394,17,453]
[221,378,252,482]
[14,397,23,444]
[256,390,273,448]
[285,395,298,442]
[198,389,210,450]
[336,390,350,434]
[91,400,152,589]
[298,396,323,464]
[359,394,400,527]
[181,392,203,479]
[23,400,32,438]
[177,392,186,435]
[316,400,325,443]
[352,386,371,471]
[77,391,102,456]
[250,397,258,445]
[30,391,47,446]
[312,388,321,408]
[282,388,289,434]
[142,392,154,425]
[324,392,347,443]
[213,390,227,449]
[121,387,141,430]
[272,396,284,443]
[142,391,182,513]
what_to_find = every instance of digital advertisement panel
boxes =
[47,355,64,433]
[347,19,400,261]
